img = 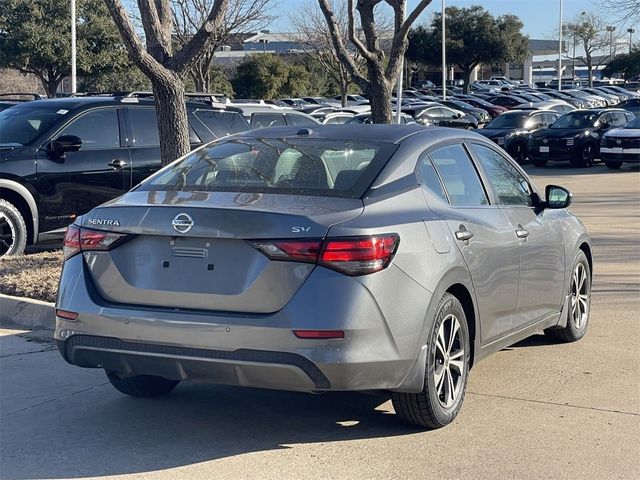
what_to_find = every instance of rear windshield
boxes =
[138,137,397,198]
[0,105,67,146]
[193,110,249,138]
[485,113,528,129]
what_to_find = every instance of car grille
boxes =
[605,137,640,149]
[564,138,574,146]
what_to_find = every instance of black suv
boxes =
[478,109,560,163]
[528,108,635,167]
[0,95,249,256]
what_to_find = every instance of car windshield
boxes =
[0,105,67,146]
[485,113,528,129]
[138,137,396,198]
[551,112,599,129]
[624,117,640,129]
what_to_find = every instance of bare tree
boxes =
[103,0,228,166]
[564,12,611,87]
[317,0,431,123]
[601,0,640,26]
[172,0,274,92]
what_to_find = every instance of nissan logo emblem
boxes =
[172,213,194,234]
[616,139,622,145]
[543,139,548,144]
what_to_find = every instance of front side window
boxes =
[138,138,396,198]
[470,144,532,206]
[58,108,120,149]
[429,144,489,206]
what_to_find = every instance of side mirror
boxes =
[49,135,82,158]
[545,184,572,209]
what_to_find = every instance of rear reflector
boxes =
[63,224,130,261]
[55,309,79,320]
[293,330,345,339]
[250,234,399,276]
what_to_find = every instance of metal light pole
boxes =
[558,0,563,91]
[606,26,615,59]
[70,0,77,94]
[628,28,635,51]
[441,0,446,100]
[395,1,407,124]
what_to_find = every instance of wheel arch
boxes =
[0,179,38,244]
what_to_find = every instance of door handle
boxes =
[515,224,529,238]
[108,159,128,169]
[455,225,474,241]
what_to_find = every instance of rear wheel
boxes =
[531,159,548,167]
[545,251,591,343]
[392,293,470,429]
[106,371,179,397]
[605,161,623,169]
[571,143,596,167]
[508,141,527,164]
[0,199,27,257]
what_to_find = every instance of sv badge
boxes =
[291,226,311,233]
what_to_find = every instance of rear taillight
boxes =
[250,234,399,276]
[63,225,129,261]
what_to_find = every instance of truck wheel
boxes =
[0,199,27,257]
[106,371,180,397]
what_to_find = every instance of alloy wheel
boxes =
[434,314,465,408]
[0,212,16,256]
[582,145,595,165]
[571,263,589,329]
[511,143,526,163]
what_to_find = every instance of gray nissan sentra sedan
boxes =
[55,125,592,429]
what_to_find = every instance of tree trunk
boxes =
[151,75,191,166]
[42,77,61,98]
[462,67,472,94]
[367,67,392,124]
[586,55,593,87]
[340,80,348,108]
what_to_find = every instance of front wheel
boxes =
[508,141,528,164]
[605,161,623,169]
[106,371,180,397]
[531,159,548,167]
[0,199,28,257]
[392,293,470,429]
[571,143,596,167]
[545,250,591,343]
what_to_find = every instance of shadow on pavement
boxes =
[0,327,421,479]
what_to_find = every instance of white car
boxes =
[600,116,640,169]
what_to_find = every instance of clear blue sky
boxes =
[270,0,615,39]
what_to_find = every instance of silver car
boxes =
[55,125,592,429]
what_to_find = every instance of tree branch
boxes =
[169,0,229,74]
[385,0,432,79]
[348,0,377,62]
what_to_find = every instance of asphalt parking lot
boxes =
[1,162,639,480]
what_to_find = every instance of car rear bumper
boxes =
[54,254,430,393]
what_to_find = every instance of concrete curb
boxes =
[0,293,55,330]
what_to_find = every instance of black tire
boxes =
[545,250,591,343]
[605,161,623,169]
[531,159,548,167]
[0,199,28,257]
[571,143,596,167]
[508,141,528,164]
[392,293,470,429]
[106,371,179,397]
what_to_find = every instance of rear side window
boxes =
[417,155,448,203]
[128,108,160,146]
[138,138,397,198]
[429,144,488,206]
[251,113,286,128]
[58,108,120,149]
[193,110,249,138]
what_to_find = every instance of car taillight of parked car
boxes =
[250,234,400,276]
[63,225,130,260]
